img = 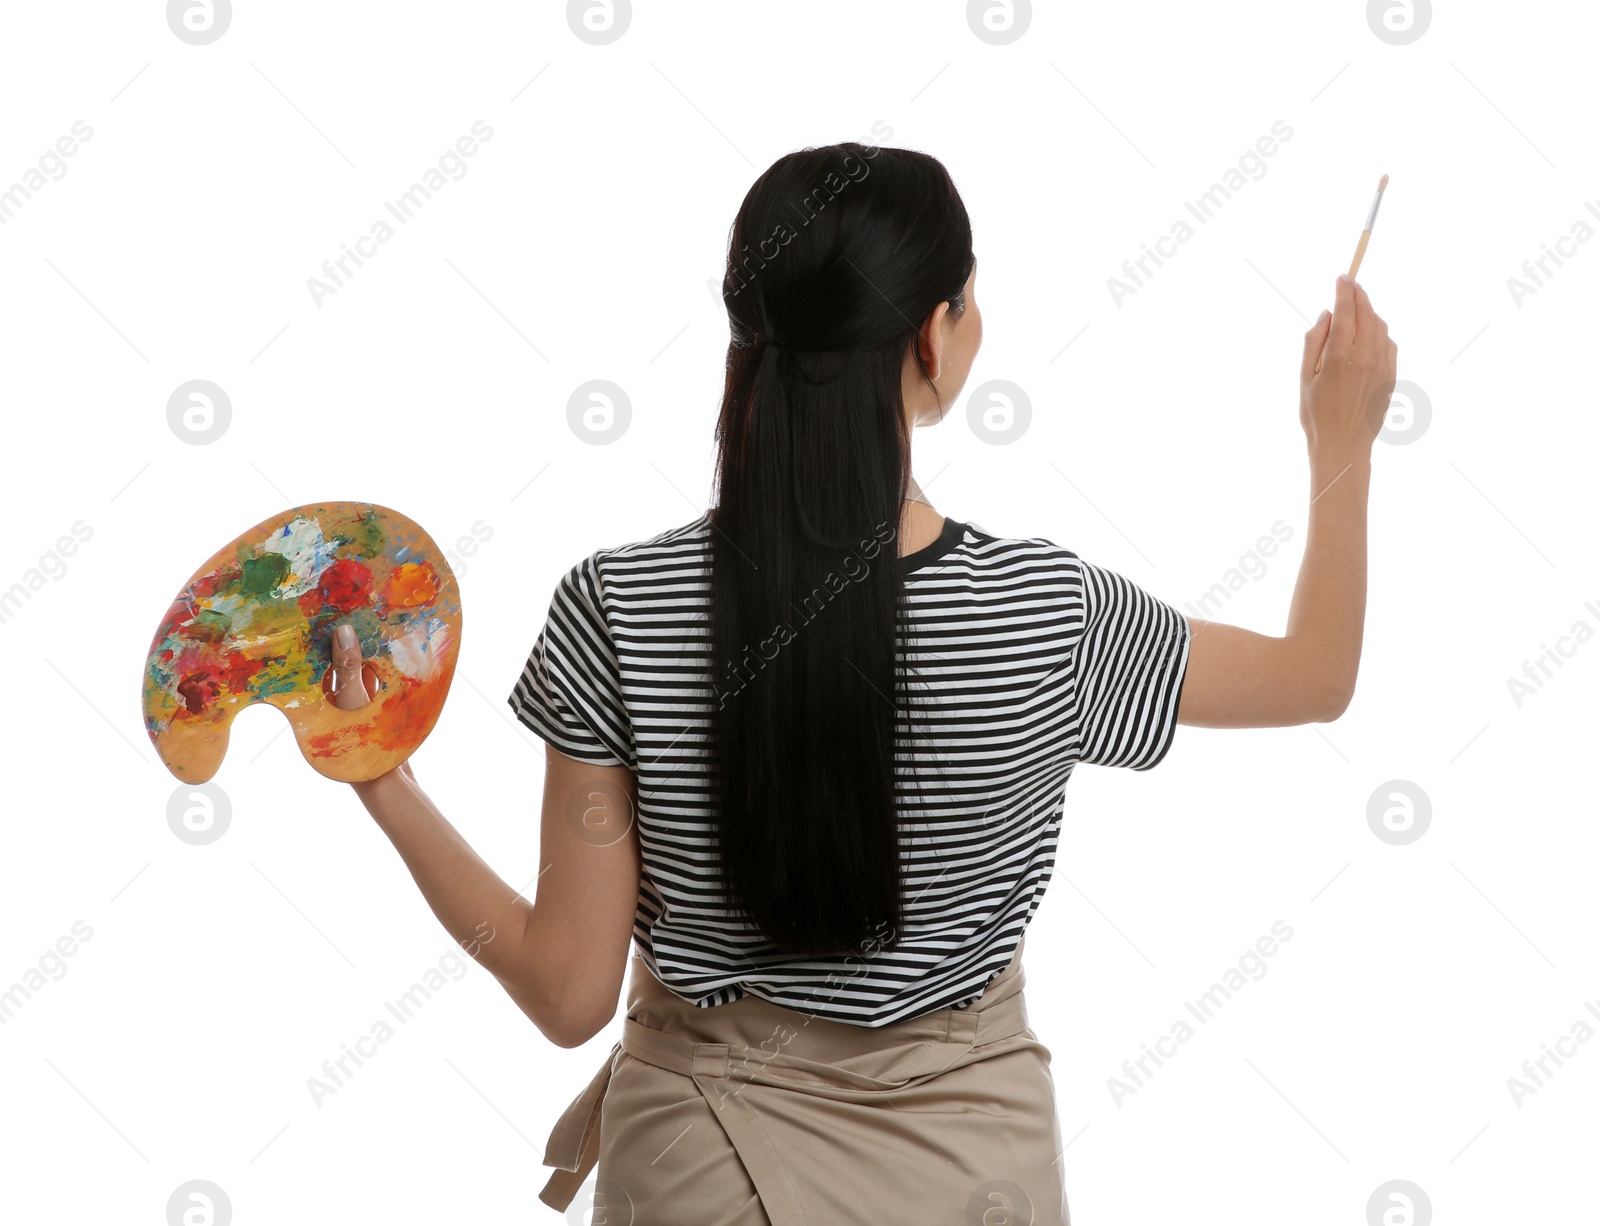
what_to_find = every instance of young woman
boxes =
[330,143,1396,1224]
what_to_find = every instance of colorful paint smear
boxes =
[142,502,462,783]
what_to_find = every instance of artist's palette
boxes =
[142,502,461,783]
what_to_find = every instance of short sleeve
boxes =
[1069,557,1191,770]
[507,555,635,768]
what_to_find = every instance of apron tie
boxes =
[538,1040,620,1213]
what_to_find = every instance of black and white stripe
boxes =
[509,516,1190,1027]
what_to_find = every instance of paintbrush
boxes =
[1314,173,1388,374]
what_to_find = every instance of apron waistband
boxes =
[539,943,1032,1214]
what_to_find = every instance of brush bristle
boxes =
[1378,173,1389,192]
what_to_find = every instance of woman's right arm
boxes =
[1178,274,1397,728]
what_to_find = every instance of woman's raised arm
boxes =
[1178,274,1397,728]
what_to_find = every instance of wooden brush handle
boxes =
[1348,230,1372,280]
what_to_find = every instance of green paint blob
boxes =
[193,608,232,638]
[241,553,291,598]
[351,512,386,559]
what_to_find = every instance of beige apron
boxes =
[540,936,1068,1224]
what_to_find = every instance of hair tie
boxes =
[731,326,783,352]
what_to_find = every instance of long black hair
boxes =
[709,142,974,957]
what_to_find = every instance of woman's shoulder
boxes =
[600,514,713,560]
[949,519,1085,569]
[563,515,714,584]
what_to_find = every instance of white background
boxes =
[1,1,1595,1222]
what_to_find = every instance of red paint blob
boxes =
[299,558,373,617]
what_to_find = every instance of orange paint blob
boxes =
[383,561,441,610]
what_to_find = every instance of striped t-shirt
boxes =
[508,515,1191,1027]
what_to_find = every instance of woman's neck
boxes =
[898,479,944,557]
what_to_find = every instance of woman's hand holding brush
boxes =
[1300,273,1398,465]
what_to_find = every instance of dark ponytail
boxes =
[709,143,974,957]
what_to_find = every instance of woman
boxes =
[331,142,1396,1224]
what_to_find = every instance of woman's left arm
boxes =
[337,627,641,1049]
